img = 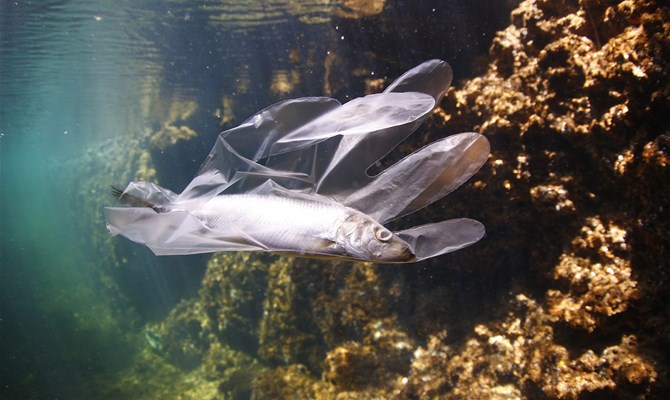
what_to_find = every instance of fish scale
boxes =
[190,193,349,245]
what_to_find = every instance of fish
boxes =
[109,181,413,262]
[105,59,490,263]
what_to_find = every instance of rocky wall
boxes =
[121,0,669,398]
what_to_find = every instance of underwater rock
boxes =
[144,96,199,149]
[258,258,327,369]
[547,216,639,331]
[135,150,157,182]
[336,0,385,19]
[148,298,210,370]
[214,95,236,126]
[269,69,302,98]
[118,0,669,397]
[200,253,269,355]
[149,124,198,149]
[311,263,403,344]
[530,183,576,214]
[312,0,667,396]
[430,0,669,397]
[146,95,199,149]
[324,342,379,390]
[202,342,265,399]
[251,364,319,399]
[405,295,656,399]
[322,318,414,391]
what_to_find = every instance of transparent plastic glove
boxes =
[106,60,489,262]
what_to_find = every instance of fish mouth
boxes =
[377,243,415,263]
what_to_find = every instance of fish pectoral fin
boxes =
[298,236,341,255]
[271,236,342,258]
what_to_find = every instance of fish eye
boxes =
[374,227,393,242]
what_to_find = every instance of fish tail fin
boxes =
[111,185,167,213]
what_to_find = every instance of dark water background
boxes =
[0,1,516,398]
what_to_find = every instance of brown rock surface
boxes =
[126,0,669,398]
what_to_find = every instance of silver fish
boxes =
[108,183,413,262]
